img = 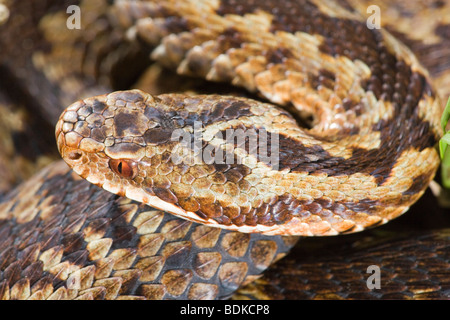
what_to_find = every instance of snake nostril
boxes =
[68,151,82,160]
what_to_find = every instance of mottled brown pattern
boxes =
[222,123,435,188]
[1,0,449,301]
[237,228,450,299]
[350,0,450,100]
[214,0,441,188]
[386,28,450,90]
[0,162,295,300]
[216,0,437,103]
[0,87,57,195]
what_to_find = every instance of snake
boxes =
[0,0,450,300]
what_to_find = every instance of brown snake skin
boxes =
[57,0,443,237]
[0,161,296,299]
[0,0,449,300]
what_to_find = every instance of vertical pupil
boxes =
[109,159,137,179]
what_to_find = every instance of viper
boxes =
[57,0,442,236]
[0,0,449,300]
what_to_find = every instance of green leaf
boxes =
[439,132,450,159]
[441,97,450,133]
[439,97,450,188]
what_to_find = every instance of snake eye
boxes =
[109,159,138,179]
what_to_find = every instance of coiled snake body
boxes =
[0,0,449,299]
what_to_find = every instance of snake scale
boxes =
[0,0,449,300]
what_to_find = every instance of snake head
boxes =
[56,89,200,219]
